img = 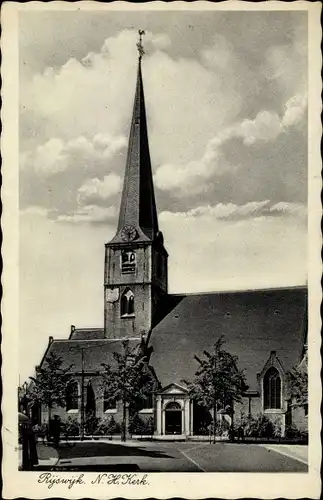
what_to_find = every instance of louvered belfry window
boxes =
[121,250,136,274]
[264,367,281,409]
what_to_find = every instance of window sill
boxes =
[67,409,79,414]
[121,314,135,319]
[104,409,117,414]
[139,408,154,414]
[264,409,283,414]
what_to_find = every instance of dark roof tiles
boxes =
[45,338,143,373]
[150,287,307,390]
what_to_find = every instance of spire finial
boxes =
[137,30,145,60]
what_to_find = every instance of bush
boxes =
[128,414,145,435]
[142,416,154,436]
[128,414,154,436]
[237,414,274,439]
[95,416,120,436]
[285,423,308,441]
[85,412,100,436]
[63,416,79,437]
[208,419,230,437]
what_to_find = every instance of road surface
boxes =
[34,440,308,472]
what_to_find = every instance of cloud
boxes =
[282,93,308,128]
[20,138,67,176]
[155,93,307,196]
[77,173,122,203]
[57,204,117,224]
[20,133,126,178]
[160,201,307,223]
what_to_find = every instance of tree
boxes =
[288,363,308,410]
[101,340,157,442]
[183,336,247,443]
[29,353,73,423]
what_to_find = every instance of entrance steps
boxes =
[152,435,228,442]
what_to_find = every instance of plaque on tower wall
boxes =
[106,287,119,303]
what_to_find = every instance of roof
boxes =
[40,286,307,391]
[42,338,145,373]
[69,328,105,340]
[149,287,307,390]
[109,58,159,244]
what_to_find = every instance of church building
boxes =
[35,38,307,439]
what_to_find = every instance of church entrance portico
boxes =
[156,383,192,437]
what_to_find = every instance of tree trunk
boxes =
[47,405,52,442]
[213,405,216,444]
[122,400,126,442]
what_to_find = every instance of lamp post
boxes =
[80,348,85,441]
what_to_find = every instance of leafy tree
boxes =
[29,353,73,422]
[183,336,247,443]
[288,363,308,409]
[101,340,157,441]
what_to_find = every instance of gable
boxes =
[158,382,189,395]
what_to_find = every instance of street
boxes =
[34,440,308,473]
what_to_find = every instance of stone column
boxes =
[156,396,162,435]
[184,399,190,436]
[190,399,194,435]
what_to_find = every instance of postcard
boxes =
[2,1,321,498]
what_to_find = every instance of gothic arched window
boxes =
[264,367,281,410]
[121,250,136,274]
[121,289,135,317]
[66,381,78,412]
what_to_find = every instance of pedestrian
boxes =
[51,415,61,448]
[19,414,38,470]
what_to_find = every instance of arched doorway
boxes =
[165,402,182,435]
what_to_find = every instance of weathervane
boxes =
[137,29,145,60]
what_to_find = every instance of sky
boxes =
[19,9,308,381]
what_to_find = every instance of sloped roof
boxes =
[69,328,105,340]
[149,287,307,390]
[42,338,144,373]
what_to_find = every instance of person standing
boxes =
[51,415,61,448]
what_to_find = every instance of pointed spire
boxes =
[113,31,159,242]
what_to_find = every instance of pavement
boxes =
[30,440,308,472]
[262,444,308,465]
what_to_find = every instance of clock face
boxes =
[121,225,138,241]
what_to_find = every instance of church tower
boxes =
[104,32,168,339]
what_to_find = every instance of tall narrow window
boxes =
[264,367,281,410]
[121,288,135,317]
[104,389,117,412]
[121,250,136,274]
[66,381,78,411]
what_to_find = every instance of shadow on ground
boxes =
[36,464,141,472]
[55,442,173,460]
